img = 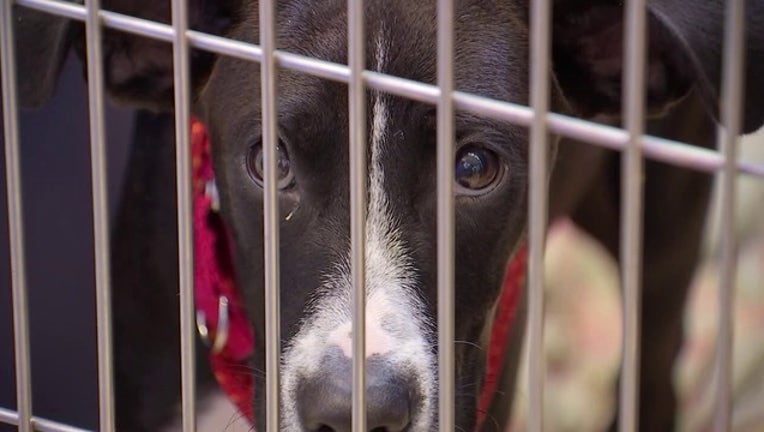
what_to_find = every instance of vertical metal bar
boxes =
[714,0,745,430]
[259,0,281,430]
[171,0,196,429]
[0,2,33,432]
[526,0,552,430]
[436,0,455,430]
[84,0,116,428]
[347,0,367,430]
[619,1,647,431]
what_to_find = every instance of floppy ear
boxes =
[14,7,76,109]
[552,0,764,134]
[91,0,238,111]
[14,1,238,111]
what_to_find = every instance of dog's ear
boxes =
[14,7,77,109]
[552,0,764,134]
[13,1,239,111]
[93,0,240,111]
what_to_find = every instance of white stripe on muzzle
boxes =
[280,32,436,432]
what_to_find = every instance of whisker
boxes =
[222,407,250,432]
[214,362,266,379]
[453,339,484,351]
[475,407,502,432]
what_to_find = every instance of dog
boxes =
[14,0,764,430]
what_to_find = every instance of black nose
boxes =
[297,349,415,432]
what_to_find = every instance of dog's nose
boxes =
[298,349,414,432]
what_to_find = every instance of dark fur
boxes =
[14,0,764,430]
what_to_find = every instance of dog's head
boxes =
[17,0,764,430]
[202,5,532,429]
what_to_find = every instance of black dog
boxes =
[14,0,764,430]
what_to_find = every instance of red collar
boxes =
[192,119,256,421]
[191,117,526,429]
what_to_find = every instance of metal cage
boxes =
[1,0,762,431]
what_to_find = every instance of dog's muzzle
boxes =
[297,348,418,432]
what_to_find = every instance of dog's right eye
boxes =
[246,141,295,190]
[454,144,504,195]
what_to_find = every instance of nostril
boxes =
[298,349,417,432]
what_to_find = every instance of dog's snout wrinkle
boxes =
[298,349,414,432]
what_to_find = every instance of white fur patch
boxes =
[279,33,435,431]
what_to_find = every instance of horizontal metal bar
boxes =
[0,408,92,432]
[14,0,83,19]
[13,0,764,181]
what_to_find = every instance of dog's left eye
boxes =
[455,145,504,193]
[247,141,295,190]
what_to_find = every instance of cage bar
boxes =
[619,0,648,431]
[170,0,197,430]
[83,0,117,428]
[714,0,746,430]
[436,0,456,430]
[1,2,33,431]
[0,408,92,432]
[258,0,281,430]
[526,0,552,429]
[347,0,368,430]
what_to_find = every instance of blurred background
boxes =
[509,129,764,431]
[0,56,134,431]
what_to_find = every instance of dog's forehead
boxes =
[227,0,520,90]
[274,0,526,83]
[205,0,528,146]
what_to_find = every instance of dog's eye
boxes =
[247,141,295,190]
[455,145,503,193]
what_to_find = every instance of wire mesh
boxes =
[83,0,116,427]
[526,0,552,429]
[619,1,648,431]
[347,0,368,430]
[714,0,747,430]
[169,0,197,430]
[435,0,456,431]
[258,0,282,430]
[1,1,32,431]
[0,0,761,431]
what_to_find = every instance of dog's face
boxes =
[202,2,530,429]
